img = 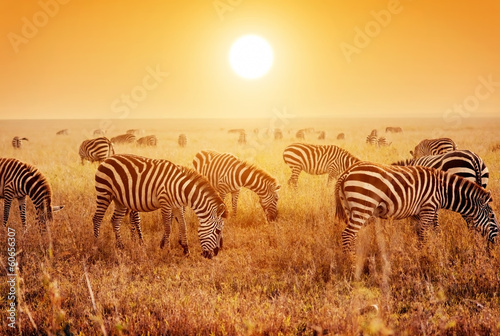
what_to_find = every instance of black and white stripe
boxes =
[12,137,28,149]
[137,135,158,147]
[392,150,489,188]
[111,134,136,144]
[193,150,281,222]
[1,158,63,230]
[365,130,378,145]
[92,154,227,258]
[282,143,360,187]
[410,137,457,159]
[335,162,498,253]
[79,137,115,165]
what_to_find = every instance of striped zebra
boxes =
[93,129,106,136]
[137,135,158,147]
[111,134,136,144]
[337,133,345,140]
[385,126,403,133]
[178,134,187,147]
[274,129,283,140]
[1,158,64,230]
[365,130,378,145]
[296,129,305,140]
[79,137,115,165]
[238,132,247,145]
[56,129,69,135]
[392,150,489,188]
[193,150,281,222]
[410,137,457,159]
[126,129,143,135]
[377,136,391,147]
[282,143,360,187]
[92,154,227,258]
[335,162,498,253]
[12,137,29,149]
[318,131,326,140]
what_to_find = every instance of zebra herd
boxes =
[1,136,498,261]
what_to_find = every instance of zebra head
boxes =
[470,191,498,244]
[199,203,227,259]
[259,183,281,222]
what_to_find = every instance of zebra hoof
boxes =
[201,250,214,259]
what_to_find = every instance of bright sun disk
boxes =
[229,35,273,80]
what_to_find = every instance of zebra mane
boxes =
[335,145,361,163]
[241,161,279,186]
[177,165,224,201]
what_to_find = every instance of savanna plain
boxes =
[1,117,500,335]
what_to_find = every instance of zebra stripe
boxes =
[282,143,360,187]
[410,137,457,159]
[335,162,498,253]
[137,135,158,147]
[111,133,136,144]
[392,150,489,188]
[1,158,64,230]
[193,150,281,222]
[377,137,391,147]
[92,154,227,258]
[79,137,115,165]
[12,137,29,149]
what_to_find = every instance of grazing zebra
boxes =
[318,131,326,140]
[365,130,378,145]
[12,137,28,149]
[56,129,69,135]
[1,158,64,230]
[178,134,187,147]
[238,132,247,145]
[228,128,245,134]
[93,129,106,136]
[337,133,345,140]
[410,137,457,159]
[193,150,281,221]
[386,126,403,133]
[79,137,115,165]
[392,150,489,188]
[93,154,227,258]
[137,135,158,147]
[377,136,391,147]
[335,162,498,253]
[283,143,360,187]
[111,133,136,144]
[274,129,283,140]
[296,129,305,140]
[126,129,143,135]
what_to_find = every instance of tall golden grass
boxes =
[1,118,499,335]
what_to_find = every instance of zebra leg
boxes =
[129,210,144,244]
[417,208,438,243]
[111,204,128,249]
[3,192,14,227]
[173,207,190,256]
[341,211,369,254]
[92,195,112,239]
[18,197,27,227]
[160,206,173,250]
[288,167,301,187]
[231,190,240,215]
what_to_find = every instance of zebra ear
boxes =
[217,203,227,218]
[275,184,281,191]
[409,150,414,156]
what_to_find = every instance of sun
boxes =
[229,35,274,80]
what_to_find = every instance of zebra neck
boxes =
[238,165,267,193]
[439,175,473,216]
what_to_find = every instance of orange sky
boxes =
[0,0,499,119]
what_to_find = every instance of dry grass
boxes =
[1,117,500,335]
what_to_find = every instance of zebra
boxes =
[392,150,489,189]
[126,129,143,135]
[111,134,136,144]
[318,131,326,140]
[93,129,106,136]
[193,150,281,222]
[137,135,158,147]
[296,129,305,140]
[238,132,247,145]
[337,133,345,140]
[282,143,360,187]
[386,126,403,133]
[12,137,28,149]
[366,129,378,145]
[274,129,283,140]
[1,158,64,230]
[178,134,187,147]
[92,154,227,258]
[79,137,115,165]
[56,129,69,135]
[335,162,498,253]
[410,137,457,159]
[377,136,391,147]
[228,128,245,134]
